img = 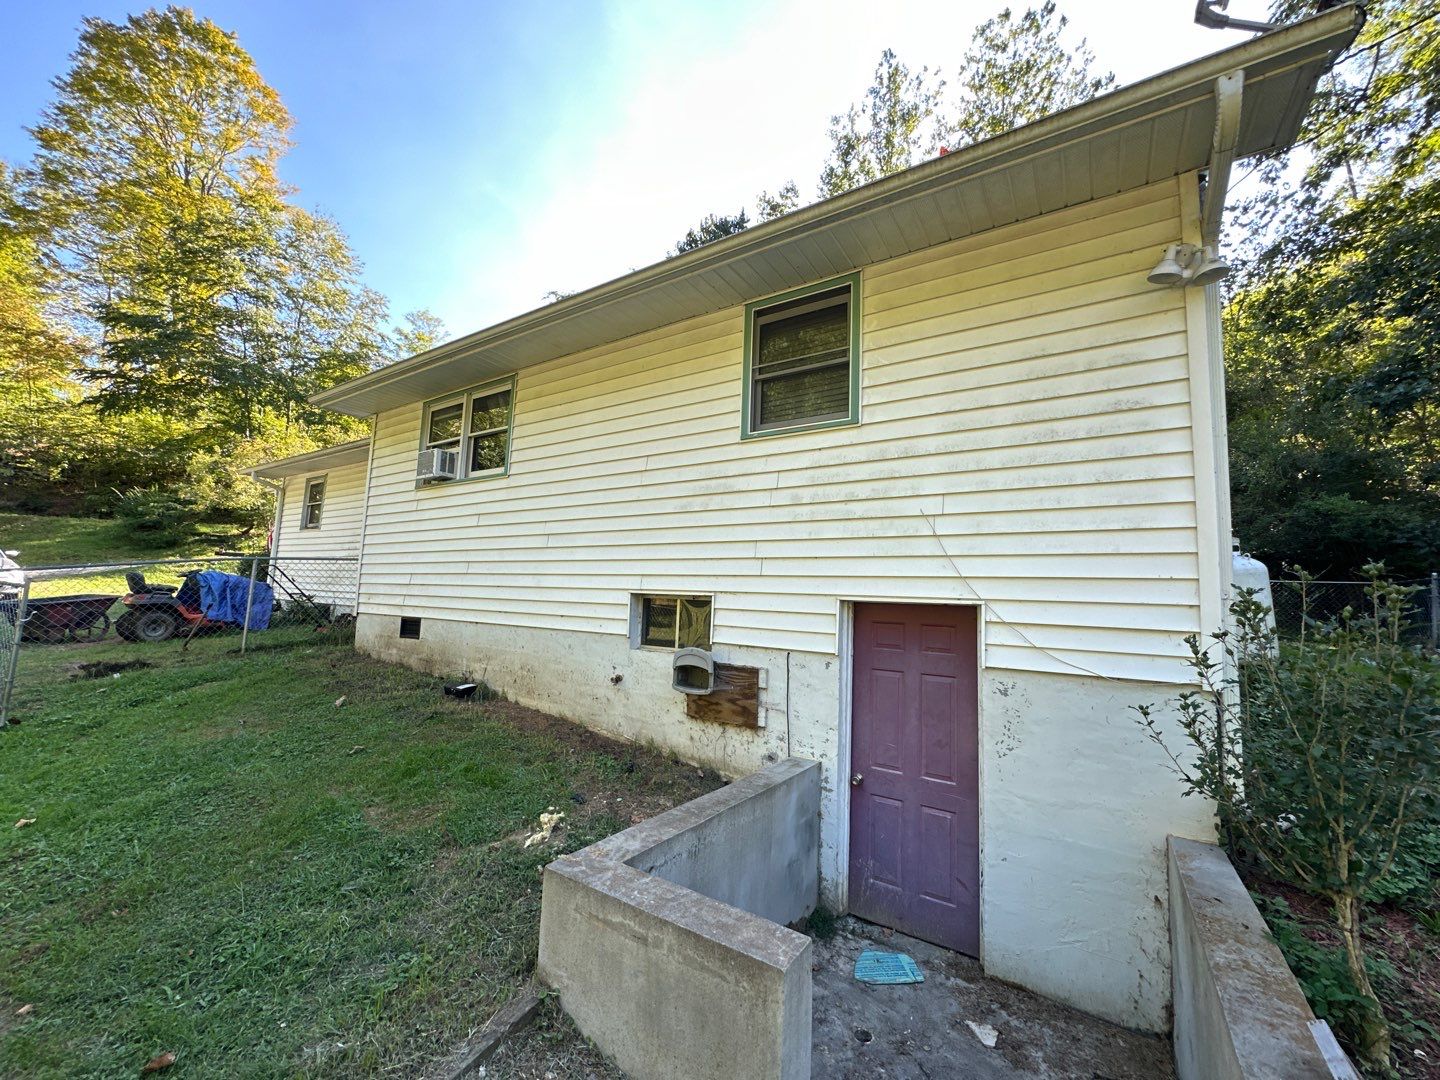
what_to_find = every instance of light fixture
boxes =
[1147,244,1191,286]
[1146,243,1232,288]
[1189,244,1231,285]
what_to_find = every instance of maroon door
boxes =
[849,603,980,955]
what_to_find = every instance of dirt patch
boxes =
[69,659,151,679]
[484,997,625,1079]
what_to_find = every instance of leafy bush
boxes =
[1137,566,1440,1068]
[1365,821,1440,905]
[111,486,197,548]
[1253,893,1398,1044]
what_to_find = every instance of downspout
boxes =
[1202,70,1244,246]
[351,418,379,617]
[249,475,285,560]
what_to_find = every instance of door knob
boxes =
[851,773,863,786]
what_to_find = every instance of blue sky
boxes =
[0,1,1265,344]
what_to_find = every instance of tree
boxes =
[946,4,1114,148]
[391,309,447,357]
[669,210,750,256]
[755,180,800,222]
[1136,572,1440,1067]
[22,7,381,446]
[818,49,944,198]
[1223,1,1440,575]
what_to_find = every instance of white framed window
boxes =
[742,273,860,438]
[419,376,515,483]
[301,476,326,529]
[632,594,712,650]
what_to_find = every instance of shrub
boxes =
[1137,566,1440,1068]
[111,486,197,548]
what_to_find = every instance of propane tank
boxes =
[1231,537,1277,643]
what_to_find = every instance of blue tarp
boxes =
[195,570,274,630]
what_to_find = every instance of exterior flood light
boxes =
[1189,244,1231,285]
[1147,244,1190,286]
[1147,243,1231,288]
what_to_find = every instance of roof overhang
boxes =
[247,438,371,480]
[314,5,1361,419]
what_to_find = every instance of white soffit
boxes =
[314,5,1361,418]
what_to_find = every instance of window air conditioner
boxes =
[416,447,458,481]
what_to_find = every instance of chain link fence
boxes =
[1268,574,1440,648]
[0,555,357,725]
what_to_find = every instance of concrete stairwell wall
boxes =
[537,758,820,1080]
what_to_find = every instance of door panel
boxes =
[849,603,980,955]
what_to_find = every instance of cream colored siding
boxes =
[361,178,1205,682]
[275,461,368,561]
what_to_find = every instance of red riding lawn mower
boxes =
[115,570,228,643]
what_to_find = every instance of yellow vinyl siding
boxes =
[360,178,1204,682]
[275,461,368,561]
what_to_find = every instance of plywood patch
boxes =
[684,664,760,728]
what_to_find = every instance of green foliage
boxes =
[1136,568,1440,1066]
[669,209,750,256]
[1226,1,1440,577]
[1365,820,1440,905]
[946,2,1114,147]
[1253,893,1398,1047]
[794,8,1114,209]
[0,7,441,522]
[111,486,199,548]
[818,49,945,198]
[754,180,800,222]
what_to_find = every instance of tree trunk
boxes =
[1334,892,1391,1067]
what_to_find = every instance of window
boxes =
[635,595,712,649]
[743,274,860,437]
[420,377,515,482]
[399,616,422,639]
[301,476,325,529]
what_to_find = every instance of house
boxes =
[299,8,1360,1035]
[246,438,370,612]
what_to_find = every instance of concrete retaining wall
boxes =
[358,612,1215,1032]
[537,757,820,1080]
[1169,837,1355,1079]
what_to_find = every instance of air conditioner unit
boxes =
[416,447,458,481]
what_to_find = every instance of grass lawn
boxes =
[0,631,720,1078]
[0,511,256,569]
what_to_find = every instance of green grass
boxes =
[0,633,718,1078]
[0,512,249,569]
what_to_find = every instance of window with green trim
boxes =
[419,378,515,482]
[744,276,859,436]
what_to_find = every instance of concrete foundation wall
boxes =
[537,758,819,1080]
[358,612,1213,1033]
[1169,837,1348,1079]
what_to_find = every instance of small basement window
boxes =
[399,617,422,639]
[301,476,326,529]
[743,273,860,438]
[634,595,712,650]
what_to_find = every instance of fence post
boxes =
[1,579,30,728]
[1430,573,1438,652]
[240,557,260,655]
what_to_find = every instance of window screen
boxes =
[301,477,325,528]
[748,282,855,433]
[638,596,711,649]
